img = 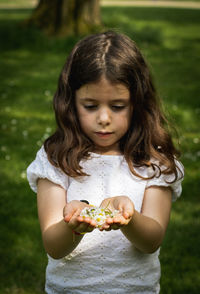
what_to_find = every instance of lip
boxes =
[95,132,113,138]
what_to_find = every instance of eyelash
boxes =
[83,105,126,111]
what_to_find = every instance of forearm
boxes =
[121,210,165,253]
[42,219,83,259]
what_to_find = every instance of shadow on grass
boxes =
[103,6,200,25]
[0,9,80,53]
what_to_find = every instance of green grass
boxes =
[0,4,200,294]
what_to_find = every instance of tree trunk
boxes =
[27,0,102,36]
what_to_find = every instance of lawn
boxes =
[0,3,200,294]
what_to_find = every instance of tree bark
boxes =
[27,0,101,36]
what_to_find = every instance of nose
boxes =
[97,107,111,126]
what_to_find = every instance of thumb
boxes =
[63,204,76,222]
[121,202,134,219]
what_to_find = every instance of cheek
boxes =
[78,112,92,130]
[118,112,131,130]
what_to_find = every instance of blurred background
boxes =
[0,0,200,293]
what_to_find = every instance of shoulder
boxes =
[27,146,69,193]
[145,158,184,201]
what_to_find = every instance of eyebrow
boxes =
[79,98,129,102]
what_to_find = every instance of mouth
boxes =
[95,132,113,138]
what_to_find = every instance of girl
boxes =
[27,31,184,293]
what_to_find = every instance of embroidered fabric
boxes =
[27,147,184,294]
[27,146,69,192]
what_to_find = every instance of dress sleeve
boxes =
[146,160,184,202]
[27,146,69,193]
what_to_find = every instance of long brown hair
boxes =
[44,31,182,181]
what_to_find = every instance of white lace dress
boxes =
[27,146,184,294]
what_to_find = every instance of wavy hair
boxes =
[44,31,182,182]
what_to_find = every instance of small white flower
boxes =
[5,155,11,160]
[23,130,28,137]
[46,127,52,133]
[5,107,11,112]
[193,138,199,144]
[37,140,42,146]
[43,133,49,140]
[196,151,200,157]
[44,90,51,96]
[21,171,26,179]
[11,119,17,125]
[1,146,7,152]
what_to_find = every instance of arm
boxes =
[121,187,172,253]
[37,179,96,259]
[100,186,172,253]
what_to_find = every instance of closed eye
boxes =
[111,105,126,111]
[83,105,98,110]
[83,105,126,111]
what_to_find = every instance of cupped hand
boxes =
[63,200,97,234]
[99,196,134,231]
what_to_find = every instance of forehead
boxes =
[76,77,130,101]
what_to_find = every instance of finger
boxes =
[68,208,82,228]
[113,215,126,225]
[105,217,114,225]
[120,203,134,219]
[77,216,90,223]
[63,206,77,222]
[104,226,112,231]
[77,216,97,227]
[90,219,97,227]
[100,223,110,231]
[74,214,97,232]
[64,214,74,222]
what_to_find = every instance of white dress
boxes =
[27,146,184,294]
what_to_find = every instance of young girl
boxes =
[27,31,184,293]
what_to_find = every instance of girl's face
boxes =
[75,77,132,155]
